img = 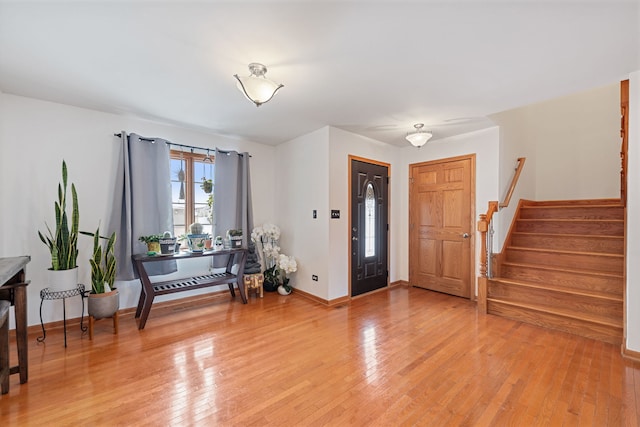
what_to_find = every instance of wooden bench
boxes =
[132,249,247,329]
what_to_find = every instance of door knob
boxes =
[462,233,470,238]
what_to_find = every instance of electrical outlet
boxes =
[312,275,318,281]
[331,210,340,219]
[313,209,317,219]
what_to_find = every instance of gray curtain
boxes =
[109,132,177,280]
[213,149,254,267]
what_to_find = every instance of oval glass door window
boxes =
[365,182,376,257]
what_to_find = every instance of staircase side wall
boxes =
[626,70,640,354]
[490,83,620,254]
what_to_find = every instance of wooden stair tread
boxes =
[517,218,623,223]
[486,298,623,329]
[512,231,623,240]
[489,278,623,302]
[507,246,624,258]
[522,204,623,209]
[481,197,625,344]
[501,261,624,279]
[522,198,623,206]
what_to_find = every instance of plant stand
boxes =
[244,273,264,298]
[88,311,119,340]
[37,284,86,348]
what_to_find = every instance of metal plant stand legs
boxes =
[37,284,86,347]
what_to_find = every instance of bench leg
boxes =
[0,313,8,394]
[113,312,119,335]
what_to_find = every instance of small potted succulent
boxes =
[187,223,207,253]
[158,231,177,255]
[138,234,162,253]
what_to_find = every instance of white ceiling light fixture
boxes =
[234,63,283,107]
[406,123,433,147]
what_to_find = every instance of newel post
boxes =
[477,214,488,313]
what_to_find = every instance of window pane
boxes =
[171,158,186,237]
[194,160,214,235]
[365,182,376,257]
[169,152,215,237]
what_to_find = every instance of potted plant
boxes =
[83,227,119,321]
[158,231,177,255]
[38,160,80,291]
[263,264,280,292]
[251,223,281,292]
[227,229,243,248]
[138,234,162,253]
[277,254,297,295]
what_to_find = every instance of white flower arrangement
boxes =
[278,254,297,275]
[251,223,281,269]
[278,254,297,293]
[251,223,296,292]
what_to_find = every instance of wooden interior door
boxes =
[409,155,474,298]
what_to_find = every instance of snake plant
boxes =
[85,227,116,294]
[38,160,79,270]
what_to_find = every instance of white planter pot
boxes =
[277,285,292,296]
[47,267,78,292]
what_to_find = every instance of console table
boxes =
[132,248,247,329]
[0,256,30,384]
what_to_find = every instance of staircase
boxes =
[487,199,624,345]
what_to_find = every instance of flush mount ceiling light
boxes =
[405,123,433,148]
[234,63,283,107]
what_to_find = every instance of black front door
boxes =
[351,159,389,297]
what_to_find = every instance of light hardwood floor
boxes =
[1,286,639,426]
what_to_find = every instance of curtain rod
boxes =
[113,133,249,156]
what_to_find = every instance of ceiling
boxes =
[0,1,638,147]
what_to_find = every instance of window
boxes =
[365,182,376,257]
[170,150,214,237]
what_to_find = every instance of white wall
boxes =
[273,126,399,301]
[0,93,276,327]
[327,127,400,300]
[532,84,620,201]
[490,83,620,249]
[274,128,331,300]
[490,106,537,250]
[626,70,640,353]
[397,127,500,295]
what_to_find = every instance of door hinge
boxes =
[387,176,390,184]
[387,223,389,231]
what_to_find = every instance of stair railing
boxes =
[477,157,526,313]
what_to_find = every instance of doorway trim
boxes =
[348,155,391,299]
[408,153,476,299]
